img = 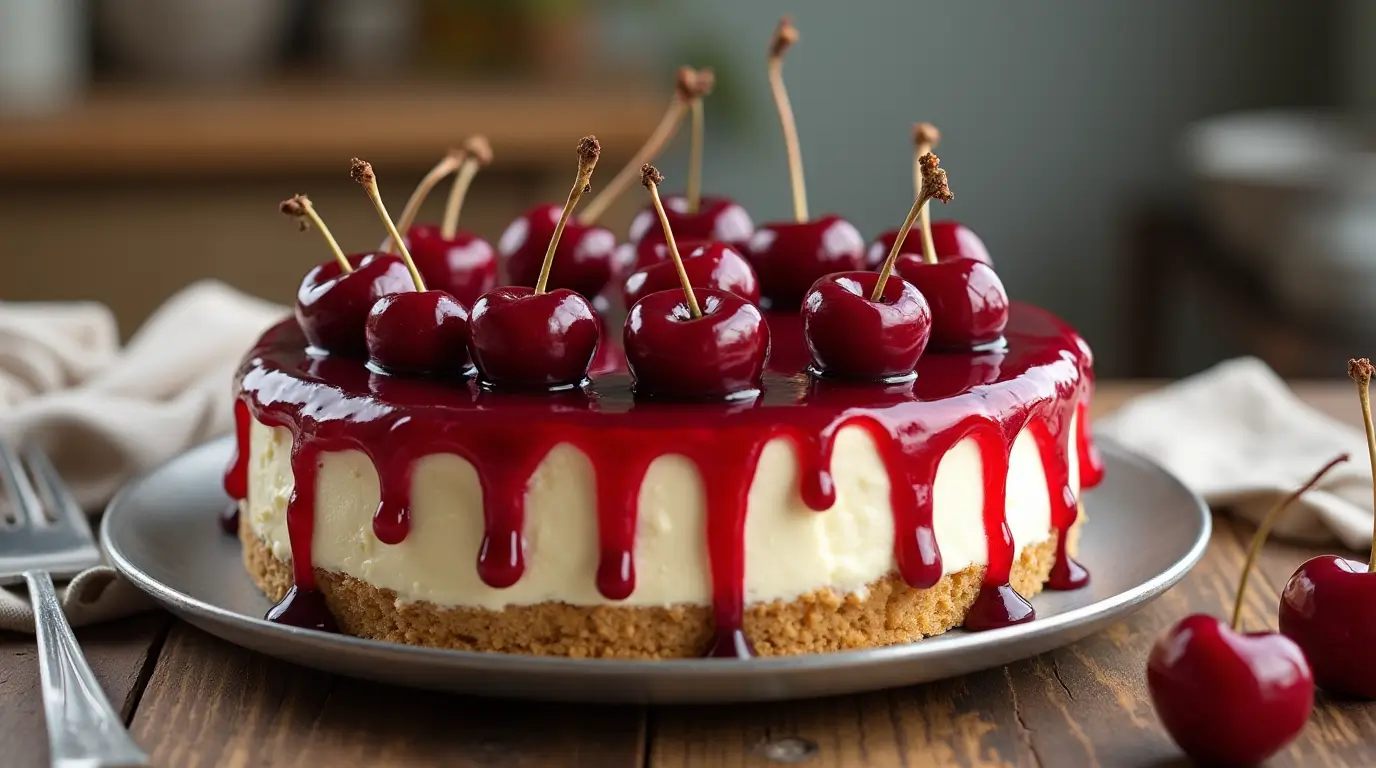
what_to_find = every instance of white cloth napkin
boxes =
[1098,356,1374,551]
[0,281,286,632]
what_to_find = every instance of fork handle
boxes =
[24,570,151,768]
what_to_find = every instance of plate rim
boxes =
[101,435,1210,681]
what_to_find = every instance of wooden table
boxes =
[4,381,1373,767]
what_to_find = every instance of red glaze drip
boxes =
[1036,413,1092,592]
[237,302,1095,649]
[1076,399,1106,490]
[223,398,250,501]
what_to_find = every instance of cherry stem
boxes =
[686,97,705,215]
[1351,358,1376,572]
[392,151,465,253]
[644,165,701,318]
[441,158,480,240]
[1231,454,1349,631]
[282,195,352,273]
[768,19,807,223]
[871,190,933,302]
[535,136,600,295]
[914,139,938,264]
[579,100,688,226]
[351,159,426,292]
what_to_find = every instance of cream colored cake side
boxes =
[244,408,1080,611]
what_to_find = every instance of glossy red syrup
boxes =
[220,399,251,535]
[231,302,1096,652]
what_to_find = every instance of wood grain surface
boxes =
[3,381,1374,767]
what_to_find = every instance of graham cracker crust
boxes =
[240,514,1069,659]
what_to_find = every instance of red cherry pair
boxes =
[1279,358,1376,700]
[1148,456,1348,766]
[801,152,953,382]
[625,165,768,400]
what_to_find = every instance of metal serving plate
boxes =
[102,436,1208,704]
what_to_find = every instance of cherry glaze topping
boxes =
[746,216,866,310]
[468,286,600,390]
[295,252,415,356]
[400,224,497,307]
[865,220,993,269]
[622,242,760,309]
[896,255,1009,351]
[228,302,1096,651]
[628,194,754,251]
[500,203,617,300]
[802,271,931,383]
[624,289,769,399]
[365,290,470,375]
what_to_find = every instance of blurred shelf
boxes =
[0,77,665,180]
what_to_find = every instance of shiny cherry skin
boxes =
[895,255,1009,351]
[802,271,932,382]
[628,194,754,250]
[622,242,760,308]
[468,286,600,390]
[364,290,470,375]
[399,223,497,306]
[746,216,866,310]
[296,252,415,356]
[624,289,769,399]
[864,220,993,269]
[628,236,711,271]
[1146,614,1313,766]
[499,203,617,300]
[1280,554,1376,698]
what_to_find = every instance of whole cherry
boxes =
[1280,358,1376,699]
[470,137,604,390]
[502,67,710,301]
[895,253,1008,351]
[384,136,498,306]
[747,18,865,310]
[625,165,768,399]
[351,159,472,376]
[864,123,994,269]
[800,153,950,381]
[1148,456,1343,766]
[622,241,760,308]
[802,272,930,382]
[282,195,414,356]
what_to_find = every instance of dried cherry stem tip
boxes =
[1231,454,1350,630]
[871,153,953,302]
[535,136,601,295]
[351,158,426,292]
[1350,357,1376,572]
[392,149,467,251]
[768,16,807,223]
[280,194,351,273]
[912,122,941,264]
[642,164,701,318]
[442,135,494,240]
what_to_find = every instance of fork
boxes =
[0,441,150,768]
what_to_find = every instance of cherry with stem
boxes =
[535,140,601,294]
[871,153,952,301]
[351,159,426,292]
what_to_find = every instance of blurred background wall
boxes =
[0,0,1355,377]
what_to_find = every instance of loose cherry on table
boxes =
[282,195,414,356]
[624,165,768,399]
[470,137,604,390]
[625,68,755,253]
[349,158,472,375]
[622,241,760,308]
[799,153,950,381]
[1280,358,1376,699]
[383,136,498,306]
[747,18,865,310]
[501,67,709,301]
[1148,456,1344,766]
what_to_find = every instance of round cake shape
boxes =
[226,303,1102,658]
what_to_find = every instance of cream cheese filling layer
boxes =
[246,411,1080,610]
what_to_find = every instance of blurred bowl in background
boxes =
[97,0,290,86]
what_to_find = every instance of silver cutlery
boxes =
[0,440,149,768]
